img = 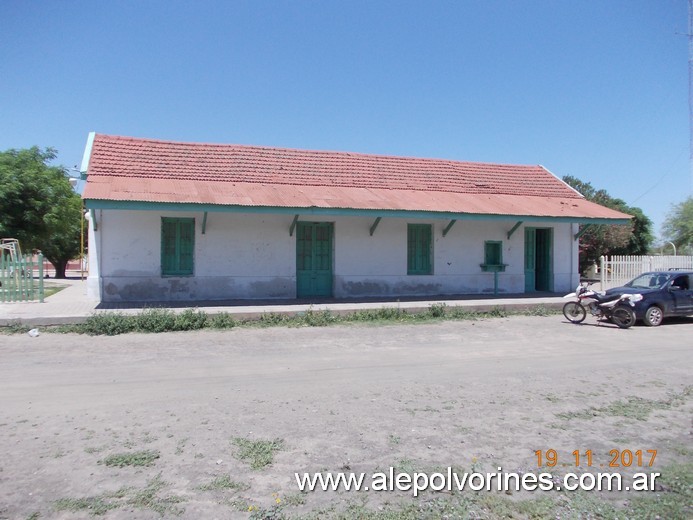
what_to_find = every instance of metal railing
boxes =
[0,253,44,302]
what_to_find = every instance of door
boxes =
[670,274,693,314]
[524,228,536,292]
[296,222,333,298]
[525,228,553,292]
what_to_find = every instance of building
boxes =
[81,133,630,302]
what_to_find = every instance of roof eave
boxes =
[83,198,631,225]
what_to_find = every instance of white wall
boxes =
[88,209,577,301]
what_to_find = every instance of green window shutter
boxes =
[161,218,195,276]
[407,224,432,275]
[484,241,502,266]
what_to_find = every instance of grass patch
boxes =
[232,437,284,469]
[126,473,185,516]
[54,496,117,516]
[197,474,250,492]
[99,449,160,467]
[0,321,31,334]
[53,473,185,517]
[43,284,67,298]
[557,386,691,422]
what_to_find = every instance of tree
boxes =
[562,175,653,273]
[0,147,82,278]
[662,196,693,254]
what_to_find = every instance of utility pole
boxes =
[689,0,692,192]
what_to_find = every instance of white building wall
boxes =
[88,209,577,302]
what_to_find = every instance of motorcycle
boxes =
[562,282,643,329]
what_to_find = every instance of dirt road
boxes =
[1,316,691,518]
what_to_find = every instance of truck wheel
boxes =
[643,306,663,327]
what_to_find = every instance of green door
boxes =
[525,228,553,292]
[296,222,333,298]
[524,228,536,292]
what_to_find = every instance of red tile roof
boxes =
[83,134,630,221]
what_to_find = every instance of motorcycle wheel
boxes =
[562,302,586,323]
[612,307,636,329]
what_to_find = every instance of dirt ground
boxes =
[0,315,691,519]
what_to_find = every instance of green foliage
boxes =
[563,175,653,272]
[99,450,160,467]
[0,147,82,278]
[662,196,693,254]
[54,496,117,516]
[428,302,447,318]
[349,307,406,321]
[208,312,237,329]
[173,308,207,330]
[301,308,338,326]
[232,437,284,469]
[196,474,249,492]
[82,312,136,336]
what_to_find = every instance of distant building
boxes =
[81,133,630,302]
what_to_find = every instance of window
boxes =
[484,241,503,267]
[407,224,432,275]
[161,218,195,276]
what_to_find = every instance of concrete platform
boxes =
[0,277,567,326]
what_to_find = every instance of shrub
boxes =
[134,308,177,333]
[83,313,136,336]
[301,309,336,327]
[173,308,208,331]
[428,303,447,318]
[209,312,236,329]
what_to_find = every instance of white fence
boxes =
[599,255,693,289]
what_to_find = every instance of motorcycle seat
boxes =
[593,293,623,304]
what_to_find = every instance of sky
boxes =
[1,0,690,240]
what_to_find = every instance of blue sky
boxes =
[1,0,689,238]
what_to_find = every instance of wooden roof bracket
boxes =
[202,212,208,234]
[574,223,593,241]
[369,217,382,236]
[507,221,523,239]
[442,219,457,237]
[289,214,299,236]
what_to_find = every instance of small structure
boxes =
[0,238,44,302]
[81,133,631,302]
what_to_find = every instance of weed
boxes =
[557,386,691,422]
[388,434,400,445]
[54,496,117,516]
[281,492,307,506]
[82,312,136,336]
[173,308,207,330]
[525,304,555,316]
[134,308,177,333]
[258,313,290,326]
[448,307,479,320]
[127,473,185,516]
[428,302,447,318]
[197,474,250,492]
[209,312,236,329]
[301,308,337,326]
[99,449,160,467]
[0,321,30,334]
[487,306,508,317]
[232,437,284,469]
[249,504,285,520]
